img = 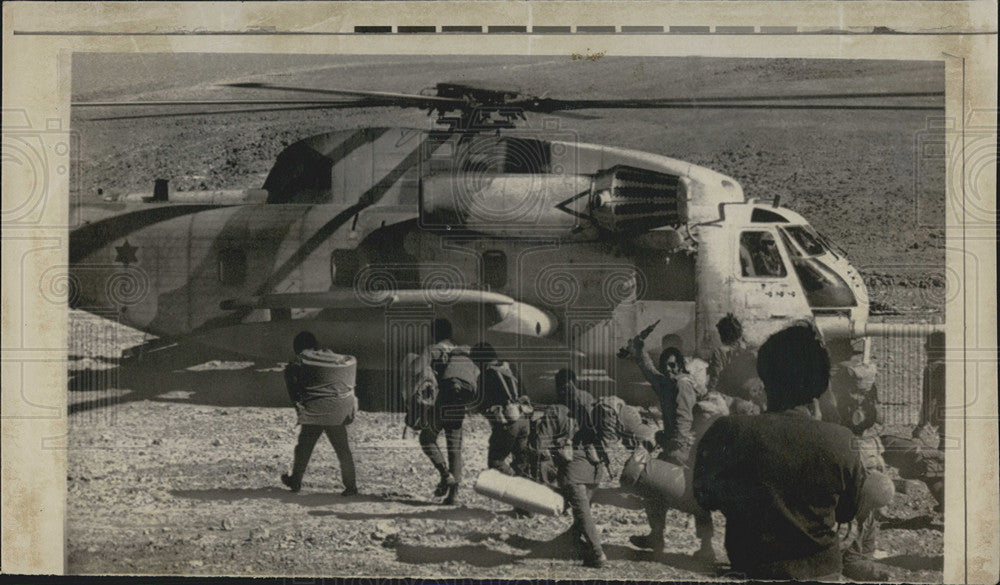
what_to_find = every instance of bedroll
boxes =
[858,470,895,518]
[620,448,700,514]
[298,349,357,394]
[473,469,564,516]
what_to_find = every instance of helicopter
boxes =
[69,79,946,409]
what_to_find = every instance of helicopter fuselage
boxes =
[69,127,873,407]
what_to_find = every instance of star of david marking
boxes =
[115,240,138,266]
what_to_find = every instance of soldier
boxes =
[471,342,532,479]
[531,368,607,568]
[881,434,944,515]
[830,359,894,581]
[280,331,358,496]
[707,314,765,414]
[880,332,945,517]
[410,318,480,505]
[752,232,785,277]
[694,323,866,581]
[627,338,716,563]
[913,331,946,451]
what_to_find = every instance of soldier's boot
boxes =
[442,481,460,505]
[583,550,607,569]
[692,538,717,564]
[434,473,457,498]
[843,559,893,582]
[280,473,302,493]
[629,533,664,555]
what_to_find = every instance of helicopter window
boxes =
[217,248,247,285]
[751,208,789,223]
[778,230,802,258]
[777,230,856,306]
[814,230,846,260]
[782,226,826,256]
[262,144,334,204]
[739,231,787,278]
[482,250,507,290]
[792,258,856,307]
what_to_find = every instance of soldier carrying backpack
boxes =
[528,369,608,568]
[471,342,533,478]
[280,331,358,496]
[708,314,766,414]
[405,318,480,505]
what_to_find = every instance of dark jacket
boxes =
[693,406,866,580]
[707,343,763,405]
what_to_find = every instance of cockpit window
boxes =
[739,231,787,278]
[815,230,847,260]
[782,226,826,256]
[751,208,789,223]
[777,230,856,307]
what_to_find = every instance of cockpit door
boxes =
[729,228,812,346]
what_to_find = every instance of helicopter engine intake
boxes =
[588,165,689,234]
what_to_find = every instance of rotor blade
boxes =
[79,101,391,122]
[545,111,603,121]
[222,82,467,109]
[521,91,945,112]
[545,103,945,111]
[630,91,944,104]
[72,99,364,107]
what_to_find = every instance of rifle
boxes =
[598,443,614,481]
[617,319,662,358]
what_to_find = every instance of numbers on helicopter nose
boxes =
[759,287,795,298]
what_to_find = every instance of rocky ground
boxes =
[66,303,945,581]
[66,347,944,580]
[66,55,946,578]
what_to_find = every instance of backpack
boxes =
[594,396,656,450]
[482,361,522,420]
[714,346,759,398]
[401,352,436,430]
[486,362,519,401]
[526,405,575,486]
[692,391,730,440]
[401,344,480,430]
[831,361,881,435]
[439,346,480,406]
